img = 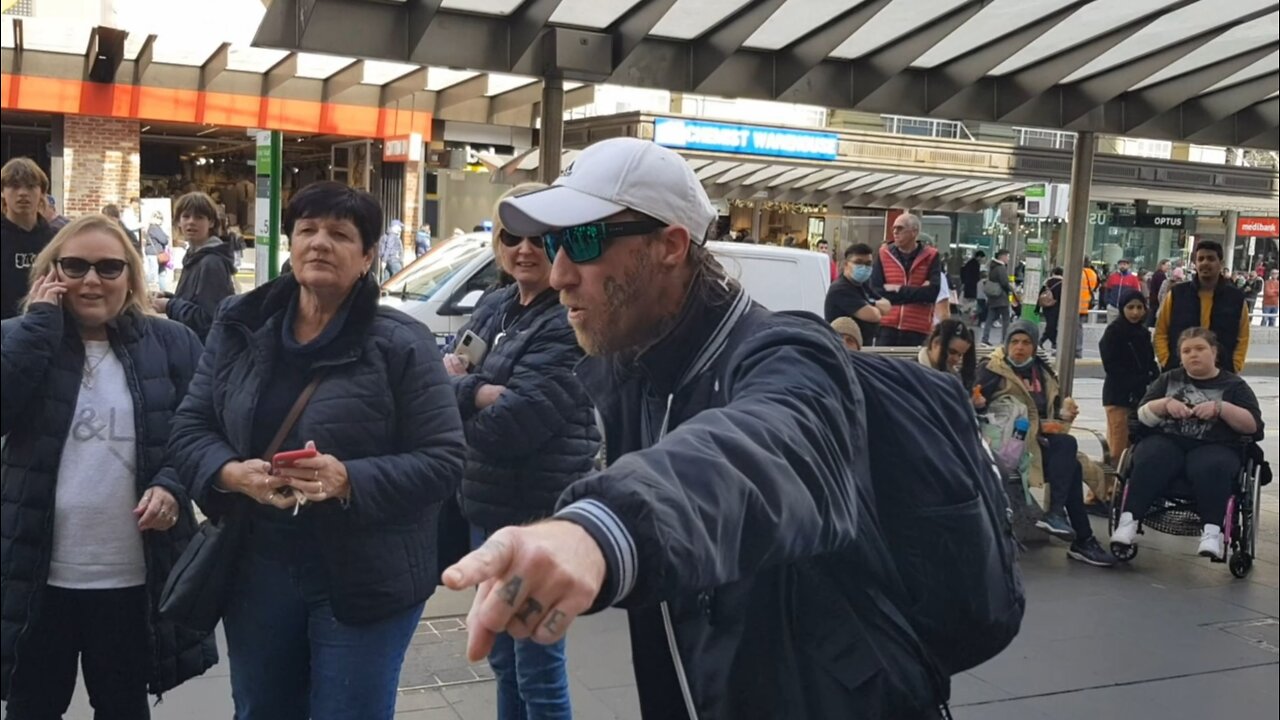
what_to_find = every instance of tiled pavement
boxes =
[28,378,1280,719]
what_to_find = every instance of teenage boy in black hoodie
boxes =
[1,158,56,319]
[150,191,236,341]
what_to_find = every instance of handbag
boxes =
[1039,279,1059,307]
[157,248,172,266]
[159,373,326,632]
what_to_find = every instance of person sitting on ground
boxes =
[824,242,890,347]
[918,318,977,390]
[1111,328,1264,561]
[977,320,1116,567]
[1099,290,1160,462]
[830,316,863,351]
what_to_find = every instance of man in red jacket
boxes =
[1104,258,1143,324]
[870,213,941,346]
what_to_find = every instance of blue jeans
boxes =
[471,526,572,720]
[224,521,424,720]
[1265,306,1278,327]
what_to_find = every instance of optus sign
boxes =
[1236,216,1279,237]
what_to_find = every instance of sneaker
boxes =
[1198,525,1225,560]
[1068,537,1117,567]
[1036,512,1076,541]
[1111,512,1139,547]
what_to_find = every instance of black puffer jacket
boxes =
[1099,290,1159,408]
[446,285,600,531]
[168,273,466,624]
[167,238,236,341]
[1,305,217,700]
[556,284,940,720]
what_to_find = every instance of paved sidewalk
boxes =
[36,379,1280,719]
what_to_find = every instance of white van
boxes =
[380,233,832,345]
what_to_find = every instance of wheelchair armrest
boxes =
[1117,447,1133,477]
[1069,426,1113,467]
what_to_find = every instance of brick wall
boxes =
[62,115,140,217]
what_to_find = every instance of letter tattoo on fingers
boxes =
[514,597,543,625]
[498,576,523,606]
[544,609,567,636]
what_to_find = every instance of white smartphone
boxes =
[455,330,488,369]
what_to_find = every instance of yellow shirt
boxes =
[1154,287,1251,372]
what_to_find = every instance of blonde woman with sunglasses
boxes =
[0,214,215,716]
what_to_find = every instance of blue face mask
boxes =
[1008,355,1034,368]
[851,265,872,283]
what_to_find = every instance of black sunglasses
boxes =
[542,220,667,264]
[56,257,128,280]
[497,229,544,249]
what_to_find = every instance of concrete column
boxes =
[61,115,140,216]
[1056,131,1096,398]
[1225,210,1239,272]
[537,76,565,183]
[48,117,65,212]
[402,160,423,250]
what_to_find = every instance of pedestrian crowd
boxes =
[0,138,1270,720]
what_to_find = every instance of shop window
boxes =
[1120,139,1172,159]
[881,115,971,140]
[1014,127,1076,151]
[1189,145,1228,165]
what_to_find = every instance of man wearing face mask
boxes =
[1104,258,1142,324]
[824,242,892,348]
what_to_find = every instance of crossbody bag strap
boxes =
[261,371,327,461]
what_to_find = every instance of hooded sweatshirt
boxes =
[977,319,1048,417]
[1099,290,1159,408]
[1,214,55,320]
[167,237,236,341]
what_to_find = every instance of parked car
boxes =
[380,233,831,345]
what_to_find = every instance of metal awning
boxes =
[489,147,1038,211]
[251,0,1280,149]
[493,144,1280,213]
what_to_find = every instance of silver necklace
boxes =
[82,347,111,389]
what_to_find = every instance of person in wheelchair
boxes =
[1111,327,1264,560]
[977,320,1117,567]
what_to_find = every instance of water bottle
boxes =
[999,417,1030,471]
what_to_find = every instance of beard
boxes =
[572,244,677,358]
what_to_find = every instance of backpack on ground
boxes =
[847,351,1025,675]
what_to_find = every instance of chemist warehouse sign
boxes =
[653,118,839,161]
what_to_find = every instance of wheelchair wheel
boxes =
[1229,552,1252,579]
[1111,542,1137,562]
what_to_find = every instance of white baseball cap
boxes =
[498,137,717,244]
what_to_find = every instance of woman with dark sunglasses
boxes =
[442,183,601,720]
[1,215,215,715]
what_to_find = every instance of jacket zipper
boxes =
[655,394,699,720]
[661,601,701,720]
[113,330,164,698]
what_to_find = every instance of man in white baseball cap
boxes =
[444,137,943,719]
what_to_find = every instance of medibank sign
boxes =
[1237,217,1280,237]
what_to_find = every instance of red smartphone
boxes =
[272,448,317,469]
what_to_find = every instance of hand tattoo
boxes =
[544,609,566,635]
[514,597,543,625]
[498,576,523,606]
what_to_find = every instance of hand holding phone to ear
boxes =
[28,269,67,307]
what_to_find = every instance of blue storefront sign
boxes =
[653,118,839,161]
